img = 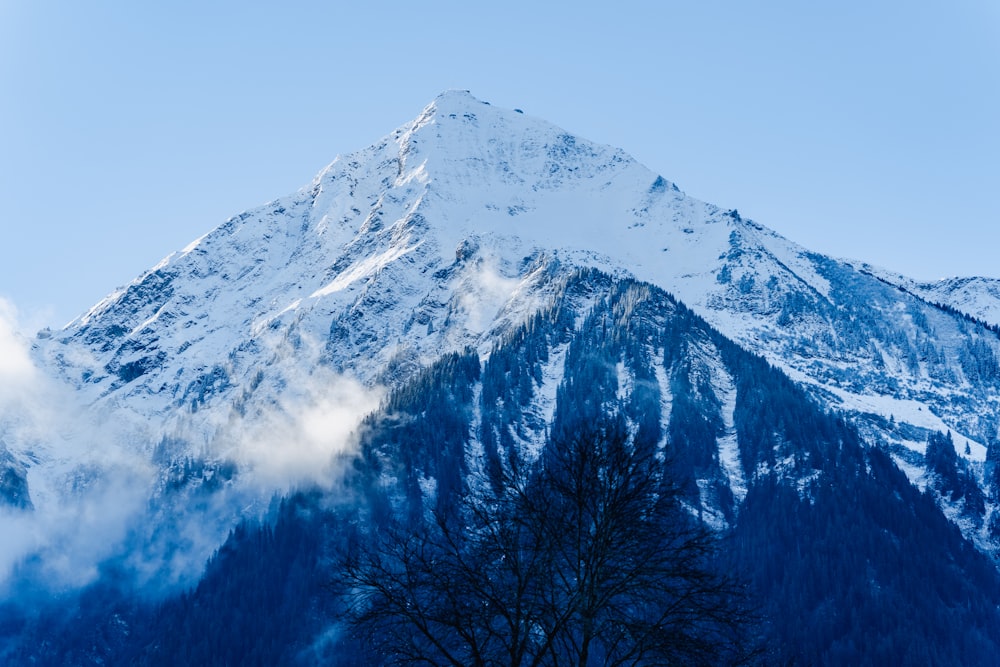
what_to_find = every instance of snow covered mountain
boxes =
[23,90,1000,542]
[5,90,1000,663]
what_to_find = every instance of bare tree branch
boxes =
[341,417,757,666]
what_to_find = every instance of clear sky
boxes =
[2,1,998,328]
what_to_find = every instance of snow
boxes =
[828,386,987,461]
[782,363,989,462]
[714,367,747,503]
[855,262,1000,329]
[653,349,674,454]
[310,242,422,298]
[181,233,210,255]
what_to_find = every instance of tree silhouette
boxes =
[342,417,756,666]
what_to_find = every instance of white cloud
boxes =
[0,299,384,594]
[0,455,153,589]
[458,257,522,333]
[0,298,39,402]
[234,370,383,491]
[0,296,156,592]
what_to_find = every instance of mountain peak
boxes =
[431,88,483,106]
[407,89,493,132]
[397,91,649,199]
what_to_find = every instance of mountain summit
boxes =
[6,92,1000,664]
[44,91,1000,480]
[44,91,783,409]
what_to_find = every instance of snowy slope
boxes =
[852,262,1000,329]
[913,277,1000,328]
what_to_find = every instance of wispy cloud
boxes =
[0,299,384,595]
[0,298,40,404]
[232,369,383,491]
[0,297,155,591]
[457,255,522,333]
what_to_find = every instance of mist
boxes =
[232,370,384,492]
[0,299,386,597]
[0,298,156,592]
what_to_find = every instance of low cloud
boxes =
[0,299,36,389]
[458,257,522,332]
[0,297,156,592]
[0,298,45,419]
[229,369,384,492]
[0,298,385,597]
[0,457,153,589]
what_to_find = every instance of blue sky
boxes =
[2,1,998,328]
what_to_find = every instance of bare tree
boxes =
[342,417,756,666]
